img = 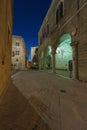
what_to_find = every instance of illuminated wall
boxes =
[55,34,72,70]
[45,46,52,69]
[12,36,28,70]
[0,0,13,96]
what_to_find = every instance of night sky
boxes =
[13,0,52,61]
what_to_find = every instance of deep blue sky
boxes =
[13,0,52,61]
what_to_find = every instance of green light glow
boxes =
[59,34,71,43]
[55,34,72,70]
[45,46,52,69]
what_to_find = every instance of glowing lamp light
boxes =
[56,47,61,54]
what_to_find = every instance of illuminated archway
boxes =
[45,46,52,69]
[55,33,73,77]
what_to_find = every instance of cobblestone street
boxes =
[0,0,87,130]
[0,71,87,130]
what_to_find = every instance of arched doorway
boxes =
[55,33,73,77]
[45,46,52,70]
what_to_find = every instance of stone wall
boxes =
[0,0,13,95]
[78,1,87,81]
[38,0,87,81]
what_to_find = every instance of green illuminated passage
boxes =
[45,46,52,69]
[55,34,73,70]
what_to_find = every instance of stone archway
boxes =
[55,33,73,77]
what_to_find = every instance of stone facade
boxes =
[27,61,32,69]
[31,46,38,60]
[31,47,38,69]
[38,0,87,82]
[12,36,28,71]
[0,0,13,96]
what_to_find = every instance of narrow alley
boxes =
[0,0,87,130]
[0,70,87,130]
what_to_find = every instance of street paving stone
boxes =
[0,78,51,130]
[0,70,87,130]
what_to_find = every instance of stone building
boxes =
[38,0,87,82]
[27,61,32,69]
[0,0,13,96]
[31,46,38,69]
[12,36,28,71]
[31,46,38,60]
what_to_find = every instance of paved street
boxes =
[0,70,87,130]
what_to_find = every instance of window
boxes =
[47,24,49,35]
[77,0,79,10]
[56,1,64,24]
[60,1,64,19]
[56,8,59,24]
[16,51,20,55]
[16,42,19,46]
[16,59,18,62]
[40,36,43,45]
[12,51,15,57]
[14,64,16,66]
[42,27,46,38]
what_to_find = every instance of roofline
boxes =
[38,0,53,34]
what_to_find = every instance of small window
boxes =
[77,0,79,10]
[14,64,16,66]
[60,1,64,19]
[16,42,19,46]
[40,36,42,45]
[42,27,46,38]
[16,51,19,55]
[56,8,59,24]
[47,24,49,35]
[16,59,18,62]
[12,51,15,57]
